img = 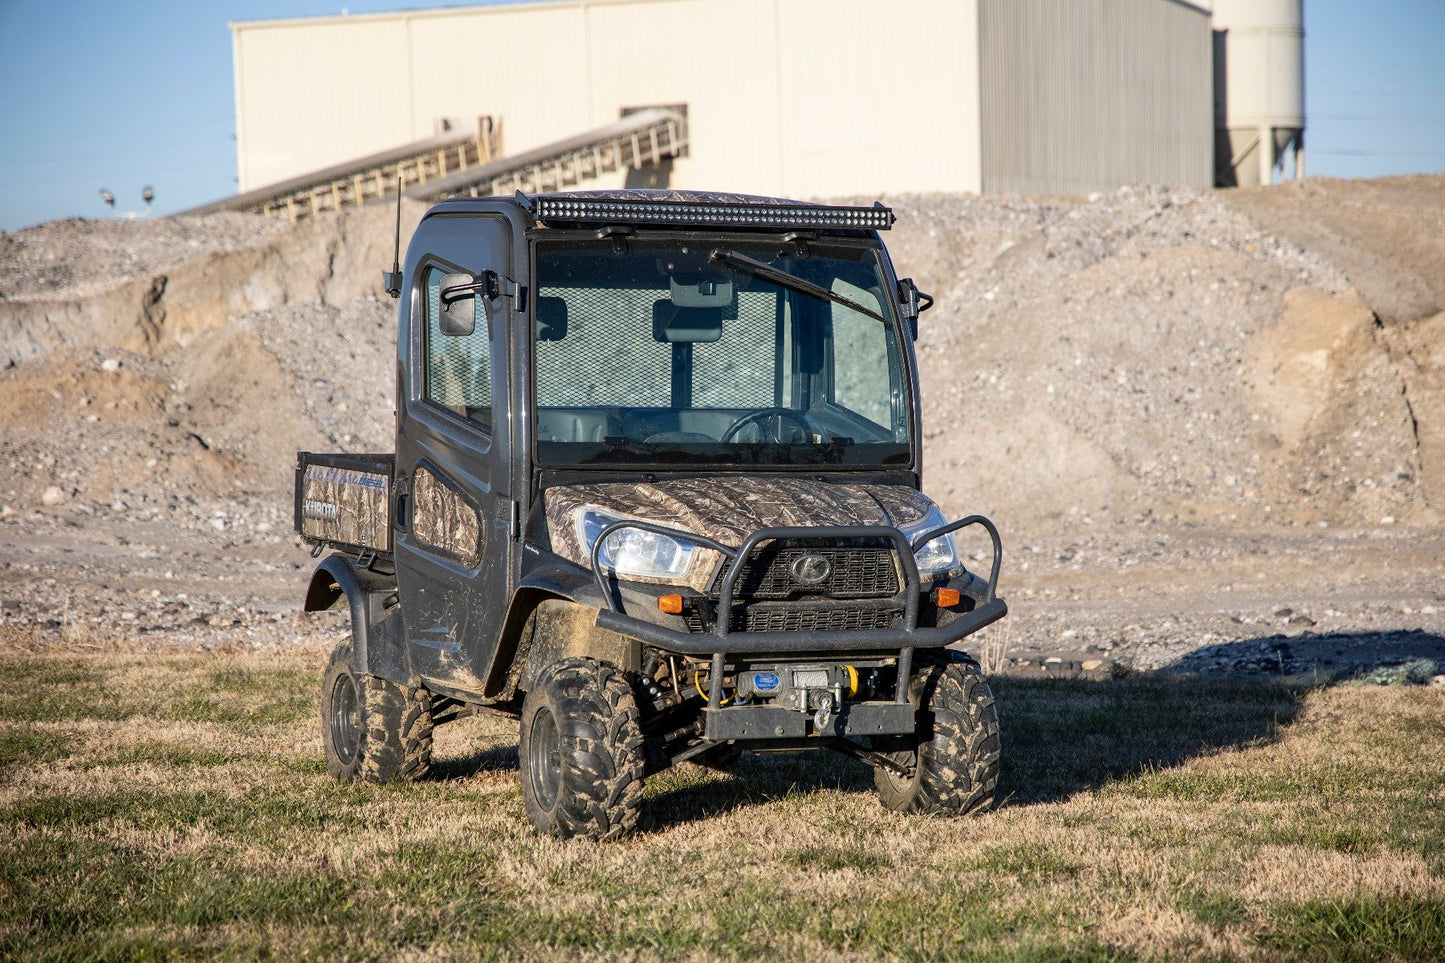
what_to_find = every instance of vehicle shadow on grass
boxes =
[639,672,1307,828]
[429,742,519,780]
[425,631,1437,826]
[994,628,1442,805]
[643,640,1358,825]
[989,671,1306,806]
[641,749,878,832]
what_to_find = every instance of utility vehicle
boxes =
[296,190,1006,839]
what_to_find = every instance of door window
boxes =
[423,265,494,429]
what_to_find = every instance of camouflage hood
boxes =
[545,477,936,591]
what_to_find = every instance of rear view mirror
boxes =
[669,273,733,309]
[439,272,481,336]
[897,277,934,341]
[652,300,722,343]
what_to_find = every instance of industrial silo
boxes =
[1213,0,1305,186]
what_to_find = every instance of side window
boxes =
[829,280,891,428]
[423,265,493,430]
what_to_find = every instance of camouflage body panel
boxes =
[299,464,391,553]
[411,466,482,568]
[545,477,935,593]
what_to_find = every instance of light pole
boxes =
[98,185,155,219]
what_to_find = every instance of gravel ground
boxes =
[1,178,1442,684]
[0,213,291,300]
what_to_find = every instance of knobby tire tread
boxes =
[875,655,1000,815]
[523,658,646,841]
[323,642,434,784]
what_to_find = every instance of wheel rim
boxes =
[527,707,562,811]
[330,673,361,767]
[880,747,919,793]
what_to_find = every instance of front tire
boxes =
[321,642,433,783]
[519,658,645,841]
[874,654,1000,814]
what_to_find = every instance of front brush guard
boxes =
[588,514,1007,715]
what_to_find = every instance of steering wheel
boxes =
[720,407,812,443]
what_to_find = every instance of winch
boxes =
[736,663,859,726]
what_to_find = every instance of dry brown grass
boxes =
[2,640,1442,960]
[976,620,1013,676]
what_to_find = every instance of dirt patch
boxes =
[1221,174,1445,326]
[1379,310,1445,511]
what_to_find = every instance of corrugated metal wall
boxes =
[978,0,1213,195]
[231,0,982,197]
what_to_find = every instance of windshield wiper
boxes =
[708,249,889,324]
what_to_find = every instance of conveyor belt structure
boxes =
[180,110,688,223]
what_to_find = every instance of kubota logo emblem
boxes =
[790,554,832,585]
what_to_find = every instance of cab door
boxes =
[393,214,516,695]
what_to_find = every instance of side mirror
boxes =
[438,272,483,336]
[897,278,934,341]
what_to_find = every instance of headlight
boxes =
[576,509,695,579]
[900,505,961,578]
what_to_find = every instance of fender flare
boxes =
[485,567,639,700]
[304,555,408,684]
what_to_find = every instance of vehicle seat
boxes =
[536,408,620,442]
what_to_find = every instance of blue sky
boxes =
[1,0,1442,232]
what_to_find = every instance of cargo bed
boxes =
[294,452,395,558]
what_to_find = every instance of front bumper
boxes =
[596,596,1007,656]
[701,699,919,740]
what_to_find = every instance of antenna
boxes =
[382,176,403,298]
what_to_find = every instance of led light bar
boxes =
[532,197,894,231]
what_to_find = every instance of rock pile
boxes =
[1,176,1442,672]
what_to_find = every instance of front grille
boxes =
[727,544,900,600]
[738,606,898,633]
[685,605,899,634]
[681,541,906,635]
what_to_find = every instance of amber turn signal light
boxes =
[658,594,684,615]
[932,587,961,608]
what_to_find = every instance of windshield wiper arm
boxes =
[708,249,889,324]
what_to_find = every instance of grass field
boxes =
[1,634,1442,961]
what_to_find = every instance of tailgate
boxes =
[294,451,395,557]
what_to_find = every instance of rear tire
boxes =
[519,658,645,841]
[321,642,433,783]
[874,654,999,814]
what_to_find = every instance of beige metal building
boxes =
[231,0,1218,199]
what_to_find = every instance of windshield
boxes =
[532,237,912,469]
